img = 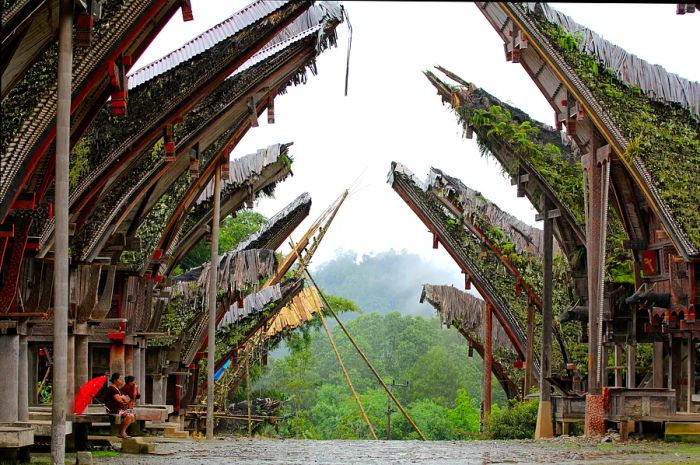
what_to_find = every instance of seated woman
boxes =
[104,372,135,439]
[121,375,141,410]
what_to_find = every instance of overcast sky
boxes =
[132,2,699,279]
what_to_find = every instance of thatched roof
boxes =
[479,3,700,256]
[122,142,291,275]
[389,162,529,357]
[173,192,311,282]
[218,278,304,330]
[522,3,699,114]
[421,284,515,352]
[67,17,328,261]
[0,0,181,220]
[428,167,547,257]
[263,287,323,338]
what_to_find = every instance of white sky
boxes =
[133,2,699,277]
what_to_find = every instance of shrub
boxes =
[484,398,538,439]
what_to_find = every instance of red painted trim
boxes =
[73,4,308,220]
[7,2,178,222]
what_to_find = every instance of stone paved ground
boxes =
[89,437,700,465]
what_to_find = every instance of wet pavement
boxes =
[93,437,699,464]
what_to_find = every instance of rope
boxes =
[305,269,427,441]
[318,294,377,439]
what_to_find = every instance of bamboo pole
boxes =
[52,0,72,462]
[206,165,221,440]
[318,307,377,439]
[305,270,427,441]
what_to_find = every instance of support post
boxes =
[152,375,163,405]
[66,334,75,416]
[18,332,29,422]
[74,333,89,390]
[670,336,682,407]
[124,345,134,379]
[206,164,221,440]
[139,345,146,405]
[652,341,664,388]
[582,138,611,437]
[627,311,636,389]
[524,302,536,395]
[109,343,125,376]
[0,335,19,422]
[483,303,493,420]
[614,344,623,387]
[688,334,695,412]
[133,345,141,405]
[52,0,72,461]
[535,198,554,439]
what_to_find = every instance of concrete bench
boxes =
[0,425,34,463]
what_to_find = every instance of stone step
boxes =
[665,421,700,442]
[163,426,188,439]
[120,437,156,455]
[28,411,51,421]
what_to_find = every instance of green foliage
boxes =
[534,15,700,249]
[484,398,539,439]
[38,383,52,404]
[256,311,491,440]
[468,105,585,226]
[69,138,91,189]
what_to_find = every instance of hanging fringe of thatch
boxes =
[428,168,547,257]
[218,284,284,329]
[171,248,275,299]
[522,3,700,115]
[421,284,515,352]
[264,287,323,337]
[196,143,286,205]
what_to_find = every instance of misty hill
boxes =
[313,249,464,318]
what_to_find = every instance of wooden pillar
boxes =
[52,1,72,462]
[627,311,636,389]
[524,302,536,396]
[109,343,125,376]
[688,335,695,412]
[206,164,221,439]
[482,303,493,420]
[614,345,623,387]
[74,332,89,390]
[535,198,555,439]
[139,345,146,405]
[152,374,164,405]
[652,341,665,388]
[125,345,134,377]
[133,344,141,404]
[582,137,611,437]
[670,336,682,407]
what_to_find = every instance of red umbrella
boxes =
[74,375,108,415]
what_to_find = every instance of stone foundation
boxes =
[584,394,606,437]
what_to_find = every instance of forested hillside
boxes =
[254,312,507,440]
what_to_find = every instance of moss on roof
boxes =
[529,9,700,251]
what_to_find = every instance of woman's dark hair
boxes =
[125,375,135,384]
[110,372,121,383]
